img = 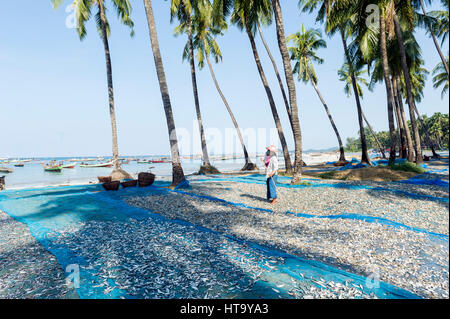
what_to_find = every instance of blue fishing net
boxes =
[0,184,421,299]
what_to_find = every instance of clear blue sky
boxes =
[0,1,448,158]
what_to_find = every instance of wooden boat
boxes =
[0,167,13,173]
[14,163,24,167]
[44,166,62,172]
[137,160,151,164]
[61,163,76,169]
[80,162,113,168]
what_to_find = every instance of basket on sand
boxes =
[138,172,155,187]
[102,181,120,191]
[121,179,138,188]
[98,176,112,183]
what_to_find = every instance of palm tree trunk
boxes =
[98,2,120,171]
[361,110,386,159]
[339,28,371,165]
[309,75,346,162]
[187,15,212,167]
[204,43,254,170]
[379,11,397,165]
[143,0,185,185]
[392,10,423,164]
[271,0,303,183]
[395,76,415,162]
[245,26,293,174]
[257,23,292,123]
[419,0,450,76]
[392,77,407,158]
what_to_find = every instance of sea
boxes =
[0,152,346,189]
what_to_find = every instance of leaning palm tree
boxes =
[193,2,256,171]
[433,54,449,98]
[230,0,293,174]
[287,26,347,163]
[51,0,134,180]
[307,0,372,165]
[413,0,449,76]
[143,0,186,186]
[270,0,304,183]
[338,63,387,159]
[428,1,449,46]
[171,0,219,174]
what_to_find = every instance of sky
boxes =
[0,1,448,158]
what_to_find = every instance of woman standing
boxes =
[265,145,279,204]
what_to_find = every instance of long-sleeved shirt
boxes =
[265,155,279,179]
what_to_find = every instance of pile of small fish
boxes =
[0,211,77,299]
[49,217,375,299]
[126,190,448,299]
[185,178,449,235]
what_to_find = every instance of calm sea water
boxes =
[1,152,349,189]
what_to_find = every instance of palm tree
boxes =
[193,1,256,171]
[51,0,134,179]
[287,25,347,163]
[391,1,423,163]
[307,0,372,165]
[171,0,219,174]
[338,63,387,159]
[414,0,449,75]
[433,55,449,98]
[257,22,293,135]
[271,0,304,183]
[230,0,293,174]
[143,0,186,186]
[379,5,397,165]
[429,1,449,46]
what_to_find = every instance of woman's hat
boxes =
[266,145,278,153]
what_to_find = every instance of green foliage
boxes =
[389,162,426,174]
[287,25,327,84]
[345,112,450,151]
[51,0,134,40]
[432,54,449,98]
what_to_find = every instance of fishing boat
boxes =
[44,166,62,172]
[14,163,24,167]
[0,167,13,173]
[80,162,113,168]
[61,163,76,169]
[137,160,151,164]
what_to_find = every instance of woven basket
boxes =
[121,179,138,188]
[138,172,155,187]
[102,181,120,191]
[98,176,112,183]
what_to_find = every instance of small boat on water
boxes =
[0,167,13,173]
[14,163,24,167]
[42,161,62,172]
[61,163,76,169]
[44,166,62,172]
[80,162,113,168]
